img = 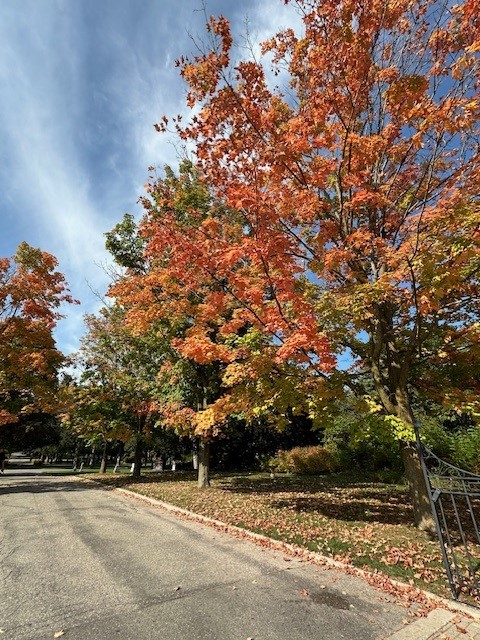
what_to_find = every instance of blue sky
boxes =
[0,0,297,355]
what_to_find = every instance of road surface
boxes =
[0,474,411,640]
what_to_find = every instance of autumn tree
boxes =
[107,167,235,487]
[149,0,480,529]
[0,242,76,427]
[60,375,122,473]
[75,305,165,478]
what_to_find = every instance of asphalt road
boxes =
[0,474,410,640]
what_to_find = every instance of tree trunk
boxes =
[133,437,143,479]
[196,372,211,488]
[198,438,210,488]
[395,390,435,533]
[400,441,434,533]
[99,441,108,474]
[72,439,80,471]
[132,414,146,479]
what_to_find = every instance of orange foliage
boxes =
[159,0,480,415]
[0,243,76,424]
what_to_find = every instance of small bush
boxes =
[266,445,341,475]
[420,420,452,461]
[451,427,480,473]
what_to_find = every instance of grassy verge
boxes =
[92,470,454,598]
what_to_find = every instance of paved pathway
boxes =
[0,474,410,639]
[1,474,479,640]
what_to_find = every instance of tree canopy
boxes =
[0,242,76,426]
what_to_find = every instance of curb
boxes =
[387,609,455,639]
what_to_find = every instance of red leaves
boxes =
[107,0,480,487]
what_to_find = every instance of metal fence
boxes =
[416,429,480,602]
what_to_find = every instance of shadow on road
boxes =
[0,476,105,495]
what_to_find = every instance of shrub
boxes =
[420,420,453,461]
[265,449,294,473]
[266,445,341,475]
[451,427,480,473]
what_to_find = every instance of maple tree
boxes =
[0,242,76,426]
[73,305,166,478]
[145,0,480,529]
[107,170,233,487]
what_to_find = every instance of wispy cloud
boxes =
[0,0,297,355]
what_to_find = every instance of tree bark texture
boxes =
[99,441,108,474]
[394,390,435,533]
[197,438,210,489]
[400,441,434,533]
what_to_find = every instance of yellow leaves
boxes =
[222,362,251,386]
[362,395,383,415]
[193,395,235,436]
[384,415,415,443]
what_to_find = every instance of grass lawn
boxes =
[93,470,455,599]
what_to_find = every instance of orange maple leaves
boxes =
[0,243,77,425]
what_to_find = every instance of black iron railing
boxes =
[416,427,480,601]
